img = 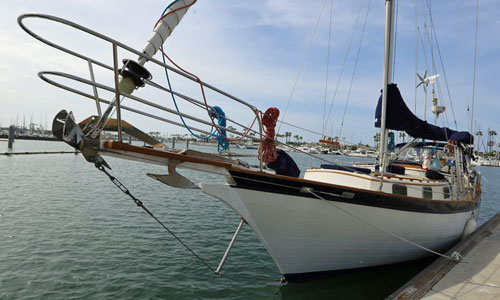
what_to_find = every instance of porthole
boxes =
[392,184,407,196]
[423,187,433,199]
[443,186,450,199]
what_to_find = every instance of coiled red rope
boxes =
[259,107,280,163]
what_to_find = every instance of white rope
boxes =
[305,189,463,262]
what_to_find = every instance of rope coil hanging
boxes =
[209,106,229,152]
[259,107,280,163]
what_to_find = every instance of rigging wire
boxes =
[158,0,216,140]
[414,0,418,114]
[424,0,458,130]
[324,0,365,137]
[470,0,479,134]
[160,49,216,140]
[417,27,430,74]
[392,0,399,82]
[145,78,261,142]
[417,2,449,129]
[159,48,259,144]
[419,0,451,128]
[338,0,372,142]
[157,1,259,148]
[322,0,334,136]
[277,0,328,135]
[452,1,472,114]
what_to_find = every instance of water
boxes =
[1,140,499,299]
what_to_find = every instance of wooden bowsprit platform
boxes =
[389,211,500,300]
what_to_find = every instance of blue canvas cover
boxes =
[375,84,473,144]
[267,149,301,178]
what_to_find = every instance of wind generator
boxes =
[416,71,445,123]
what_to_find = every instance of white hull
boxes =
[202,183,474,277]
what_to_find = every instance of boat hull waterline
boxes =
[202,181,477,280]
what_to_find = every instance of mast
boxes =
[379,0,397,174]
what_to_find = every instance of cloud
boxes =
[1,0,498,144]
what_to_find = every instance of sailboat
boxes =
[19,0,481,281]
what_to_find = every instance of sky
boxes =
[0,0,498,146]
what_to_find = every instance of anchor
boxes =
[147,159,198,189]
[52,109,110,169]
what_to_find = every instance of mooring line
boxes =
[305,188,463,262]
[226,172,464,262]
[94,161,282,283]
[94,161,216,274]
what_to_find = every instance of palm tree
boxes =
[399,132,406,143]
[293,134,300,143]
[476,130,483,152]
[373,132,381,149]
[488,130,497,154]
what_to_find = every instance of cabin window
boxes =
[423,187,433,199]
[392,184,407,196]
[443,186,450,199]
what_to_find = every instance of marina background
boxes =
[1,140,499,300]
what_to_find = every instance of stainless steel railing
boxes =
[18,13,264,158]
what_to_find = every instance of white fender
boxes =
[461,217,477,240]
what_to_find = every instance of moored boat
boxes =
[19,0,481,281]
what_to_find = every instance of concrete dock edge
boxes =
[388,211,500,300]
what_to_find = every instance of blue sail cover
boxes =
[375,84,473,144]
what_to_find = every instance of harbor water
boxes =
[1,140,499,299]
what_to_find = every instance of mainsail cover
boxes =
[375,84,473,144]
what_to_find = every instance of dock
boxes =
[0,134,57,141]
[389,211,500,299]
[0,151,78,156]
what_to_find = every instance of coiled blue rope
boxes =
[209,106,229,152]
